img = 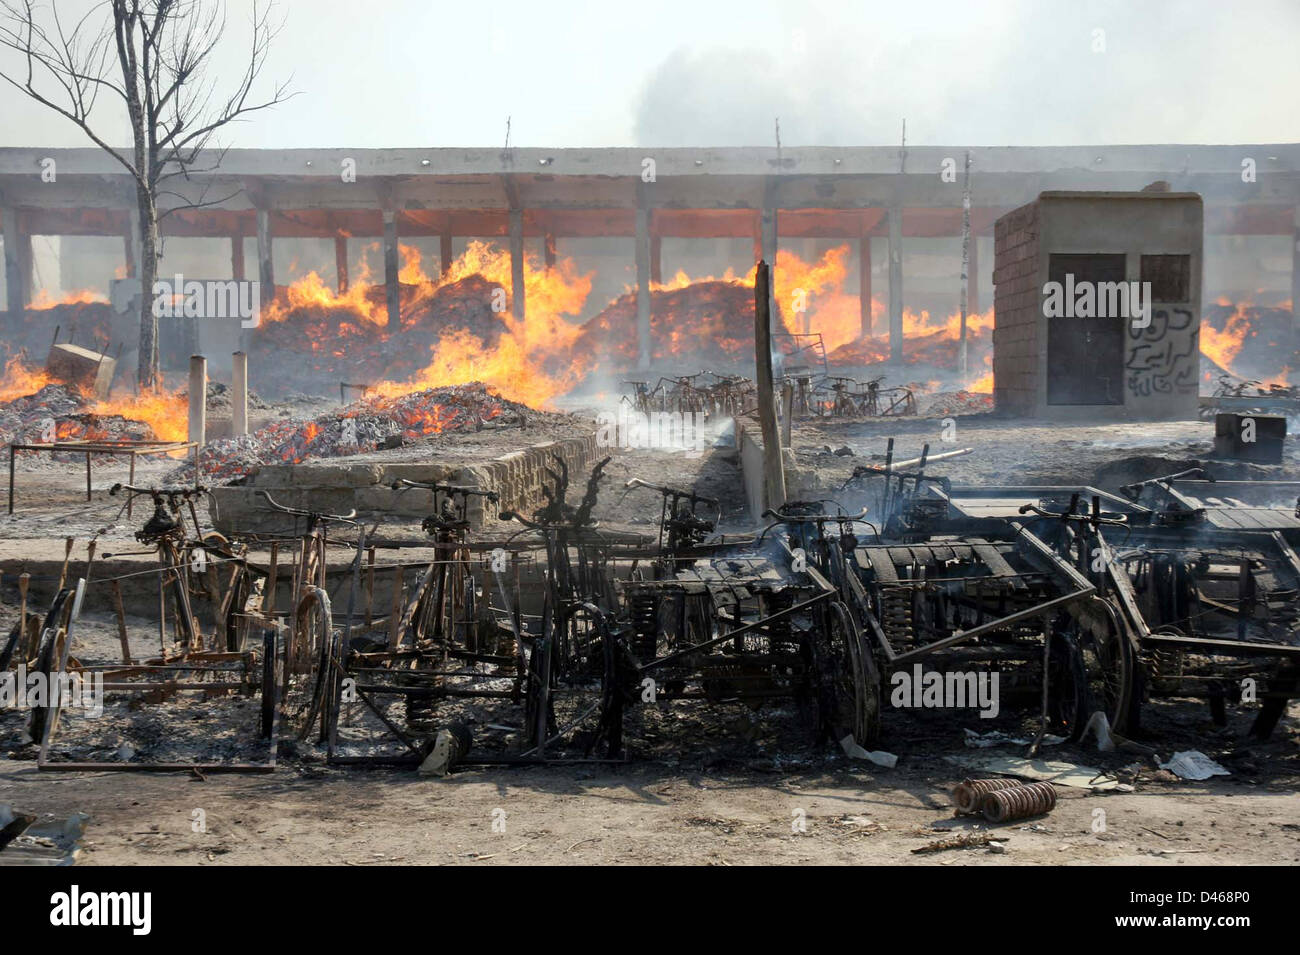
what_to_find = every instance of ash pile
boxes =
[0,383,154,447]
[577,281,756,372]
[171,382,548,482]
[249,275,509,396]
[923,391,994,415]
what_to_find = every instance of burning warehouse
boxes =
[0,0,1297,896]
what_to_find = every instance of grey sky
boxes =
[2,0,1298,148]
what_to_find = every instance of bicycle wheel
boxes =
[280,587,334,742]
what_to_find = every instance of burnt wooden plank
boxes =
[862,548,900,584]
[971,540,1028,590]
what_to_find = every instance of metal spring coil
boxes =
[629,593,660,660]
[982,782,1057,823]
[951,777,1023,814]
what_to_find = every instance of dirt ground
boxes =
[3,746,1297,866]
[2,406,1299,866]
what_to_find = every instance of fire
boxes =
[648,246,866,353]
[773,246,861,352]
[901,304,994,338]
[1260,366,1292,388]
[645,245,996,360]
[1199,299,1253,372]
[968,370,993,394]
[652,266,747,291]
[261,240,593,408]
[28,288,109,309]
[0,354,53,402]
[0,353,187,443]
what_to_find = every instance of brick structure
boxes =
[992,191,1203,420]
[208,434,599,536]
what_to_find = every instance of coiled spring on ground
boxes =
[951,777,1022,814]
[951,778,1057,822]
[981,781,1057,823]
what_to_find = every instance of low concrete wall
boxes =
[209,433,599,535]
[735,422,812,525]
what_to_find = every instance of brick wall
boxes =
[991,200,1040,415]
[209,433,600,535]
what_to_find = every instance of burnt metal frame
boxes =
[32,578,279,773]
[7,439,200,515]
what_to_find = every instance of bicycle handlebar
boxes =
[110,483,209,499]
[257,490,357,522]
[760,507,869,524]
[624,477,719,507]
[499,510,600,531]
[1017,502,1128,525]
[391,479,500,502]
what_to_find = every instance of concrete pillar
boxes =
[383,210,399,329]
[635,206,652,370]
[508,208,525,321]
[230,234,245,282]
[256,208,274,290]
[439,233,453,277]
[335,236,348,292]
[231,351,248,437]
[2,207,30,310]
[859,234,873,338]
[888,204,903,363]
[543,231,557,271]
[1293,206,1300,332]
[650,235,662,285]
[967,231,980,315]
[188,355,207,447]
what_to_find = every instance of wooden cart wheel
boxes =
[524,627,556,749]
[819,600,882,748]
[260,627,283,740]
[1060,596,1135,737]
[26,590,76,747]
[222,567,251,652]
[0,621,22,671]
[280,587,334,742]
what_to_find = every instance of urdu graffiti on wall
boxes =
[1126,306,1199,398]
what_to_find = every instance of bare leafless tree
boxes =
[0,0,292,389]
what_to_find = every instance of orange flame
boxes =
[264,240,592,408]
[1199,298,1253,372]
[89,388,188,443]
[0,355,54,402]
[28,288,109,309]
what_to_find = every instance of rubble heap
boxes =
[827,326,994,371]
[923,390,995,416]
[0,383,154,447]
[249,275,509,395]
[172,382,546,483]
[576,281,757,371]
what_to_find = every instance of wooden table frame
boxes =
[8,439,200,515]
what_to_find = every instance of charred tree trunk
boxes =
[136,185,160,391]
